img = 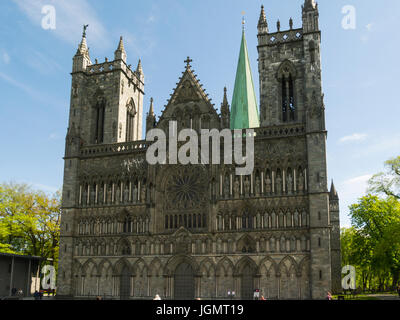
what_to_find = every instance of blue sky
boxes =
[1,0,399,227]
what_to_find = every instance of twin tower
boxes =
[67,0,323,149]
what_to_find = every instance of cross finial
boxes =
[184,56,192,69]
[83,24,89,38]
[241,11,246,31]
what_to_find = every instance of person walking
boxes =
[326,291,333,300]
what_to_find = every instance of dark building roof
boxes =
[0,252,44,260]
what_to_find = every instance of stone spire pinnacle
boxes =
[304,0,317,10]
[258,5,266,25]
[137,59,143,74]
[146,97,156,133]
[330,180,339,200]
[221,87,230,128]
[302,0,319,33]
[222,87,228,106]
[117,36,125,52]
[114,36,127,62]
[257,5,268,34]
[230,28,260,130]
[76,24,89,55]
[149,97,154,116]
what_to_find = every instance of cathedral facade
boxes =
[57,1,341,300]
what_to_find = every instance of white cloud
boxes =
[13,0,110,49]
[16,180,60,194]
[339,133,368,144]
[337,174,373,228]
[0,71,67,108]
[2,51,10,64]
[25,49,64,74]
[0,71,37,96]
[343,174,373,187]
[32,183,59,194]
[122,32,157,58]
[340,174,372,205]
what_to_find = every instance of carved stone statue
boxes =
[141,183,146,203]
[107,186,112,204]
[276,175,282,194]
[90,188,95,205]
[287,174,293,194]
[298,172,304,192]
[244,178,250,197]
[124,186,129,203]
[224,176,230,198]
[255,176,261,196]
[265,175,272,194]
[98,185,103,204]
[116,186,120,204]
[234,178,240,198]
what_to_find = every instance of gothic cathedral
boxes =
[57,1,341,300]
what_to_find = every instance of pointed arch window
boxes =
[277,61,297,122]
[94,97,106,143]
[126,99,137,142]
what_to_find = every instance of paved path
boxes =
[368,294,399,300]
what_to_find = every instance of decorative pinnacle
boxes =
[82,24,89,38]
[241,11,246,31]
[289,17,293,29]
[304,0,317,10]
[184,56,192,69]
[137,59,143,74]
[222,87,229,106]
[277,20,281,32]
[117,36,125,52]
[149,97,154,116]
[258,5,267,26]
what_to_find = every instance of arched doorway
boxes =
[120,266,131,300]
[241,265,255,300]
[174,262,195,300]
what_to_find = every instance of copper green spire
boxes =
[230,28,260,130]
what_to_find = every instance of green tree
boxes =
[369,156,400,200]
[348,195,400,290]
[0,183,61,269]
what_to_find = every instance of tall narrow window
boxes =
[282,79,288,122]
[281,76,295,122]
[278,61,297,123]
[126,99,136,142]
[288,76,295,120]
[309,41,316,64]
[94,97,106,144]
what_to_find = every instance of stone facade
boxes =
[57,1,341,300]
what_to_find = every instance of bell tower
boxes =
[68,29,144,147]
[257,0,323,130]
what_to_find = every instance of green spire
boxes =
[230,29,260,130]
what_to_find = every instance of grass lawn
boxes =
[332,294,377,300]
[332,293,397,300]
